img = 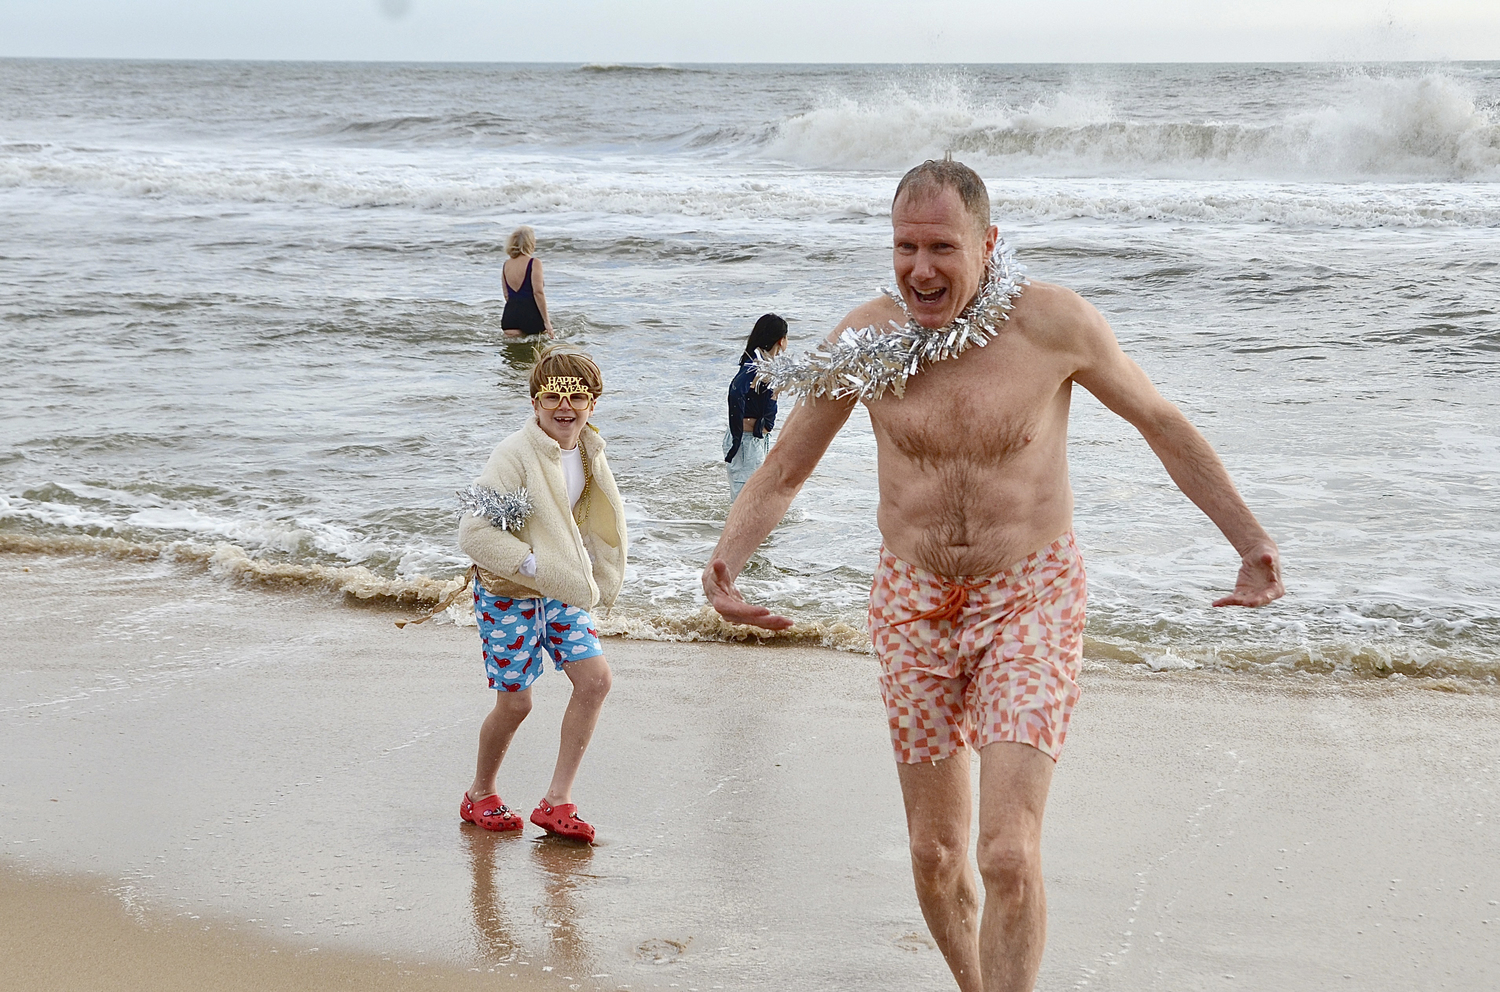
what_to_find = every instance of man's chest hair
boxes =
[870,352,1066,468]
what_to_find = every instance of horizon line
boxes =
[3,55,1495,66]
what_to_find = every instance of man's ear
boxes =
[985,224,999,256]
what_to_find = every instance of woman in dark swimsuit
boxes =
[501,225,553,338]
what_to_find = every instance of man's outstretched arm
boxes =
[1068,297,1284,607]
[703,392,856,629]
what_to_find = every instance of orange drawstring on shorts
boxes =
[890,577,982,626]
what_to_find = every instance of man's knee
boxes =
[975,834,1040,894]
[908,830,970,880]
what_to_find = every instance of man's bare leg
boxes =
[975,741,1055,992]
[896,751,983,992]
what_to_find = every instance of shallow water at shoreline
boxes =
[4,527,1496,684]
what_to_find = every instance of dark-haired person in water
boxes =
[723,312,789,502]
[703,160,1282,992]
[500,225,554,338]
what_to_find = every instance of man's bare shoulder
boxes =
[827,296,906,343]
[1013,279,1101,326]
[1010,279,1113,353]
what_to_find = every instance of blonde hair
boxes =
[528,342,603,398]
[505,225,537,258]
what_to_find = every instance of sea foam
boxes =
[767,72,1500,182]
[4,530,1495,683]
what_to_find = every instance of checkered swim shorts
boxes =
[869,533,1087,764]
[473,581,603,692]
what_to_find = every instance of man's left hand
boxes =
[1213,544,1284,607]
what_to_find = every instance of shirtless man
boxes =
[701,160,1283,992]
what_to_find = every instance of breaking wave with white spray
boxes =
[767,72,1500,181]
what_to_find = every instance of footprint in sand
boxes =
[635,937,690,963]
[894,931,937,952]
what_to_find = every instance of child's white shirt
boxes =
[561,445,585,509]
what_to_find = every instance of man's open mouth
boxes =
[913,287,946,305]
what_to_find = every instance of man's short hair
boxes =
[529,342,604,398]
[892,159,990,236]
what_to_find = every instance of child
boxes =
[723,313,788,502]
[456,343,627,842]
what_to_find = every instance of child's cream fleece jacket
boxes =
[458,417,627,611]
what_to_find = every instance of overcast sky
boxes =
[3,1,1498,63]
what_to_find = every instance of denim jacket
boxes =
[725,359,777,462]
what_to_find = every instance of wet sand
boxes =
[3,551,1498,991]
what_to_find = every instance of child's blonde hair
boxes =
[505,225,537,258]
[528,342,604,398]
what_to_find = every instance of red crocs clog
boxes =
[529,798,595,843]
[460,792,524,832]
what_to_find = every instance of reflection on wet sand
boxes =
[464,826,525,966]
[531,836,598,971]
[464,823,599,976]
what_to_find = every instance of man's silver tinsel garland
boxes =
[456,485,534,532]
[754,239,1027,401]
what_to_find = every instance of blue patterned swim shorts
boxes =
[472,580,604,692]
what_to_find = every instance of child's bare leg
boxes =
[544,655,612,805]
[470,689,533,800]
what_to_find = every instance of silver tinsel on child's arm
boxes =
[456,484,534,532]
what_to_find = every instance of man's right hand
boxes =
[701,385,856,634]
[1212,543,1284,607]
[702,558,794,631]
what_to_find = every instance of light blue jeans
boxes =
[722,429,771,502]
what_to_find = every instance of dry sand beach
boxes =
[4,551,1499,991]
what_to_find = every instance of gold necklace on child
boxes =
[571,437,592,526]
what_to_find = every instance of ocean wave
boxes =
[594,605,872,653]
[767,73,1500,181]
[1082,632,1496,685]
[6,147,1499,229]
[297,115,768,155]
[0,151,886,221]
[4,531,1496,685]
[577,63,699,75]
[3,485,384,563]
[320,111,526,143]
[593,610,1499,684]
[0,532,458,604]
[989,181,1500,228]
